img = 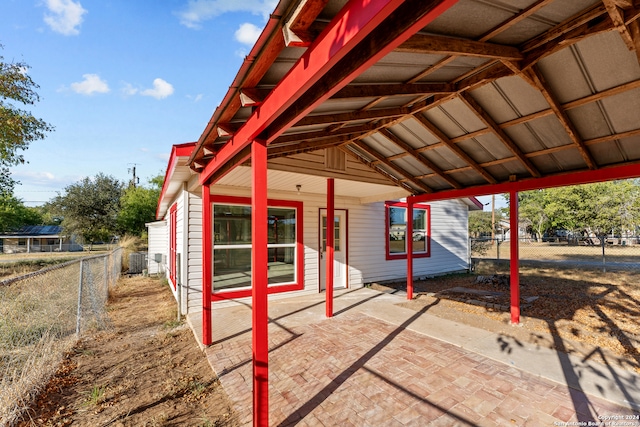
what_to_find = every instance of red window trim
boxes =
[385,200,431,261]
[169,203,177,289]
[210,195,304,301]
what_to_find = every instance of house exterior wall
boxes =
[185,190,203,314]
[205,185,470,307]
[146,220,167,275]
[156,183,471,314]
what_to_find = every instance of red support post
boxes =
[251,140,269,426]
[202,183,212,346]
[407,197,414,300]
[326,178,335,318]
[509,190,520,325]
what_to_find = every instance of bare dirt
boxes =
[371,261,640,374]
[17,276,239,427]
[17,262,640,425]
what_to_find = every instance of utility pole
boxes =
[128,164,139,188]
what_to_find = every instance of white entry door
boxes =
[319,209,347,290]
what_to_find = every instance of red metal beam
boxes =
[326,178,335,318]
[202,183,212,346]
[509,190,520,325]
[412,163,640,204]
[199,0,458,185]
[252,140,269,426]
[407,197,414,300]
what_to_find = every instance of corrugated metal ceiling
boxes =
[190,0,640,196]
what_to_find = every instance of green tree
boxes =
[52,173,122,247]
[468,211,492,238]
[515,180,640,241]
[0,195,42,232]
[117,175,163,236]
[0,45,54,195]
[518,190,549,241]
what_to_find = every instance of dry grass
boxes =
[0,265,80,426]
[118,235,145,273]
[18,276,238,426]
[378,261,640,374]
[0,251,120,427]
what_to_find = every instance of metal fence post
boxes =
[76,259,84,335]
[104,256,108,298]
[601,237,606,273]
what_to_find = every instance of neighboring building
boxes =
[148,143,482,317]
[0,225,82,253]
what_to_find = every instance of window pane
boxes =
[389,206,406,253]
[412,208,427,252]
[213,248,252,290]
[322,216,340,251]
[268,207,296,244]
[214,205,252,245]
[268,247,295,285]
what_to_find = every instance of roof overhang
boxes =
[156,142,196,219]
[186,0,640,203]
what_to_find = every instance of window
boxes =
[211,196,303,299]
[385,201,430,260]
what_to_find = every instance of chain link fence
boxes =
[471,237,640,271]
[0,247,122,427]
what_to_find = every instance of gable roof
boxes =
[187,0,640,201]
[156,142,196,219]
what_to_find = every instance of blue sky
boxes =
[2,0,276,206]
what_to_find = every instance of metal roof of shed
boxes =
[189,0,640,199]
[0,225,62,238]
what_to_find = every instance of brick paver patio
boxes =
[198,289,640,426]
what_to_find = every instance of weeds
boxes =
[0,249,122,426]
[163,318,182,329]
[84,384,107,406]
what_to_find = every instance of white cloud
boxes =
[187,94,204,102]
[70,74,110,95]
[121,83,138,96]
[176,0,277,29]
[13,170,82,187]
[235,22,262,45]
[43,0,87,36]
[140,78,174,100]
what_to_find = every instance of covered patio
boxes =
[188,286,640,425]
[184,0,640,424]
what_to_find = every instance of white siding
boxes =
[202,185,471,304]
[186,191,203,313]
[146,220,167,275]
[348,199,470,284]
